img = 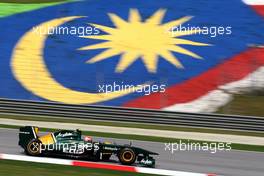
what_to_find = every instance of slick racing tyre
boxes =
[25,139,42,156]
[118,148,136,165]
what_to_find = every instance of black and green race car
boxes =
[18,126,158,167]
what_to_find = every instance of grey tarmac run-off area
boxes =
[0,128,263,176]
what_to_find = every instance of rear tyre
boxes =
[118,148,136,165]
[25,139,42,156]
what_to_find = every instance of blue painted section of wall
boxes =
[0,0,263,106]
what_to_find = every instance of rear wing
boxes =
[18,126,39,148]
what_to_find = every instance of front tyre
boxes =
[25,139,42,156]
[118,148,136,165]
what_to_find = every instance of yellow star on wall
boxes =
[79,9,210,73]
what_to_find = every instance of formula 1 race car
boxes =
[18,126,158,167]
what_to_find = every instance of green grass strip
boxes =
[1,113,263,137]
[217,94,264,117]
[0,0,72,17]
[0,159,158,176]
[0,0,68,3]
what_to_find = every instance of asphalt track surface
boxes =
[0,128,263,176]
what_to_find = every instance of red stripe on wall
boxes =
[124,47,264,109]
[251,5,264,17]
